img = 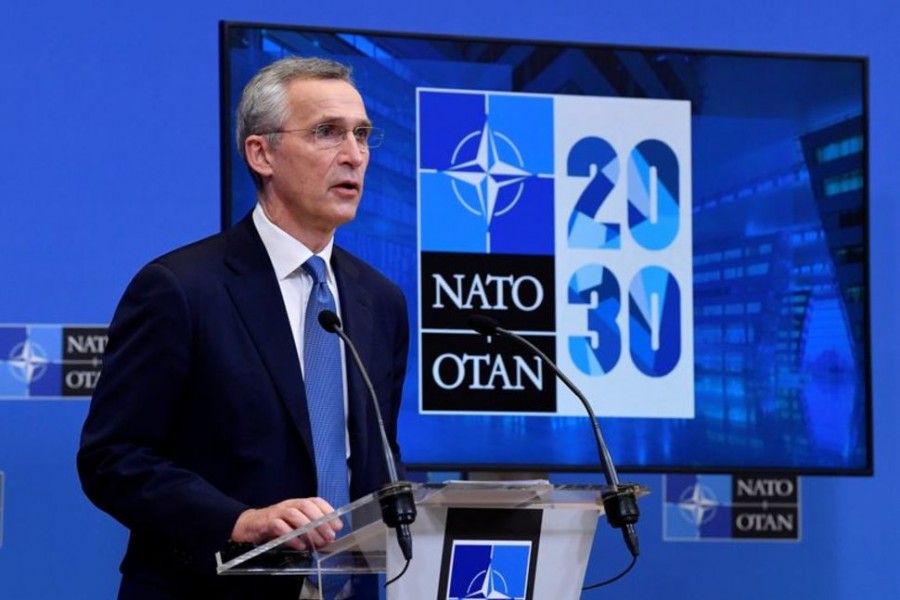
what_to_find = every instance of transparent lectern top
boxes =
[215,480,648,576]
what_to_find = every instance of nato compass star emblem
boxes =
[442,121,531,252]
[678,482,720,526]
[463,560,513,599]
[7,339,49,384]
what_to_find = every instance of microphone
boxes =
[318,310,416,562]
[467,314,640,557]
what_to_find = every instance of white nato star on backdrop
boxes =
[7,339,49,384]
[443,121,531,252]
[678,483,719,527]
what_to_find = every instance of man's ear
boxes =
[244,135,275,179]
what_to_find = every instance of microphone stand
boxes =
[468,315,640,557]
[318,310,416,562]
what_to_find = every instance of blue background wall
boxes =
[1,1,897,598]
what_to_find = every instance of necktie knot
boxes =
[303,255,328,284]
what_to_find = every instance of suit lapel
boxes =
[221,216,316,468]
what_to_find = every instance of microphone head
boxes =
[468,314,501,336]
[318,310,342,333]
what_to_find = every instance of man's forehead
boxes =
[286,78,367,117]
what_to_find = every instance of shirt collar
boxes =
[252,203,335,280]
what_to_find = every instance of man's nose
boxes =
[336,133,366,165]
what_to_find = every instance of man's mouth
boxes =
[333,180,361,192]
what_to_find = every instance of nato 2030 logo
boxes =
[0,325,107,399]
[417,88,694,418]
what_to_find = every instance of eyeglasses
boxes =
[261,124,385,150]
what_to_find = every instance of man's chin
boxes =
[334,204,360,226]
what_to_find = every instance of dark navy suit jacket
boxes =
[77,214,409,599]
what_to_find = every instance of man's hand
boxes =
[230,497,344,550]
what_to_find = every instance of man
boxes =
[77,56,409,599]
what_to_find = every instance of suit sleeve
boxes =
[77,262,248,565]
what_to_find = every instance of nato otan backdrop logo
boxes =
[417,88,694,418]
[664,474,801,541]
[0,325,107,399]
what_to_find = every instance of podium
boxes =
[216,480,648,599]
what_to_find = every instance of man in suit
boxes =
[77,56,409,599]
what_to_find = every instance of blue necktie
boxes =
[302,256,350,599]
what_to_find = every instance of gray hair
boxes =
[235,56,354,189]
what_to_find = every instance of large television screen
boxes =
[219,22,870,474]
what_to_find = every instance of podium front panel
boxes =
[387,503,598,600]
